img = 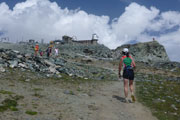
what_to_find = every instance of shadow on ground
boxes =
[112,95,134,103]
[112,95,126,103]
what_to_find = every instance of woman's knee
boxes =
[129,80,133,86]
[124,79,128,86]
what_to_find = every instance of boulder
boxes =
[18,63,28,68]
[8,60,18,68]
[54,58,67,66]
[25,53,31,58]
[44,60,56,67]
[49,66,60,74]
[0,66,5,72]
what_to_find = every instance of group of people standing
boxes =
[34,42,59,58]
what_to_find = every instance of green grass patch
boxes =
[69,90,75,95]
[77,88,82,91]
[2,98,17,107]
[25,110,38,115]
[13,95,24,100]
[0,98,18,112]
[0,105,8,112]
[9,106,18,111]
[33,88,43,91]
[33,92,43,98]
[0,90,14,95]
[136,74,180,120]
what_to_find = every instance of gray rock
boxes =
[46,74,53,77]
[12,50,20,54]
[17,55,23,59]
[49,66,59,74]
[57,74,62,78]
[18,63,28,68]
[171,104,178,110]
[25,53,31,58]
[0,57,5,64]
[25,79,30,82]
[44,60,56,67]
[9,60,18,68]
[63,90,75,95]
[54,58,67,66]
[0,66,5,72]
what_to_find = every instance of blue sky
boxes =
[3,0,180,19]
[0,0,180,62]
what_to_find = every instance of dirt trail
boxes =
[0,75,157,120]
[87,80,157,120]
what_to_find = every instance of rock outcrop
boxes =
[113,40,170,62]
[0,48,117,81]
[58,44,113,59]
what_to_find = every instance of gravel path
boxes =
[0,75,157,120]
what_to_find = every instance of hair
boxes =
[122,51,129,57]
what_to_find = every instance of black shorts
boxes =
[123,69,134,80]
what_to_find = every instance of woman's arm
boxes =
[131,57,136,68]
[119,58,123,77]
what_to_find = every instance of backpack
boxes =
[123,57,133,70]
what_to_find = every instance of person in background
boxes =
[46,47,51,58]
[54,48,59,57]
[49,41,54,56]
[34,42,39,56]
[119,48,136,103]
[39,49,43,56]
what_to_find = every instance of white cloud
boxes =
[111,3,159,45]
[0,0,180,61]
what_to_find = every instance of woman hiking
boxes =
[119,48,136,103]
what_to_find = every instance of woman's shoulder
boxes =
[121,55,126,59]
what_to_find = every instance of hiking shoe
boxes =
[124,98,129,103]
[131,95,136,102]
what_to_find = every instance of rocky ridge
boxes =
[0,40,177,81]
[0,40,171,63]
[113,40,170,62]
[0,48,117,81]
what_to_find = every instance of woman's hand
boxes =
[119,73,121,78]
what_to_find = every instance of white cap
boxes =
[123,48,129,53]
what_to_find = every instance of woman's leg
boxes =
[124,78,129,98]
[129,80,134,95]
[129,80,136,102]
